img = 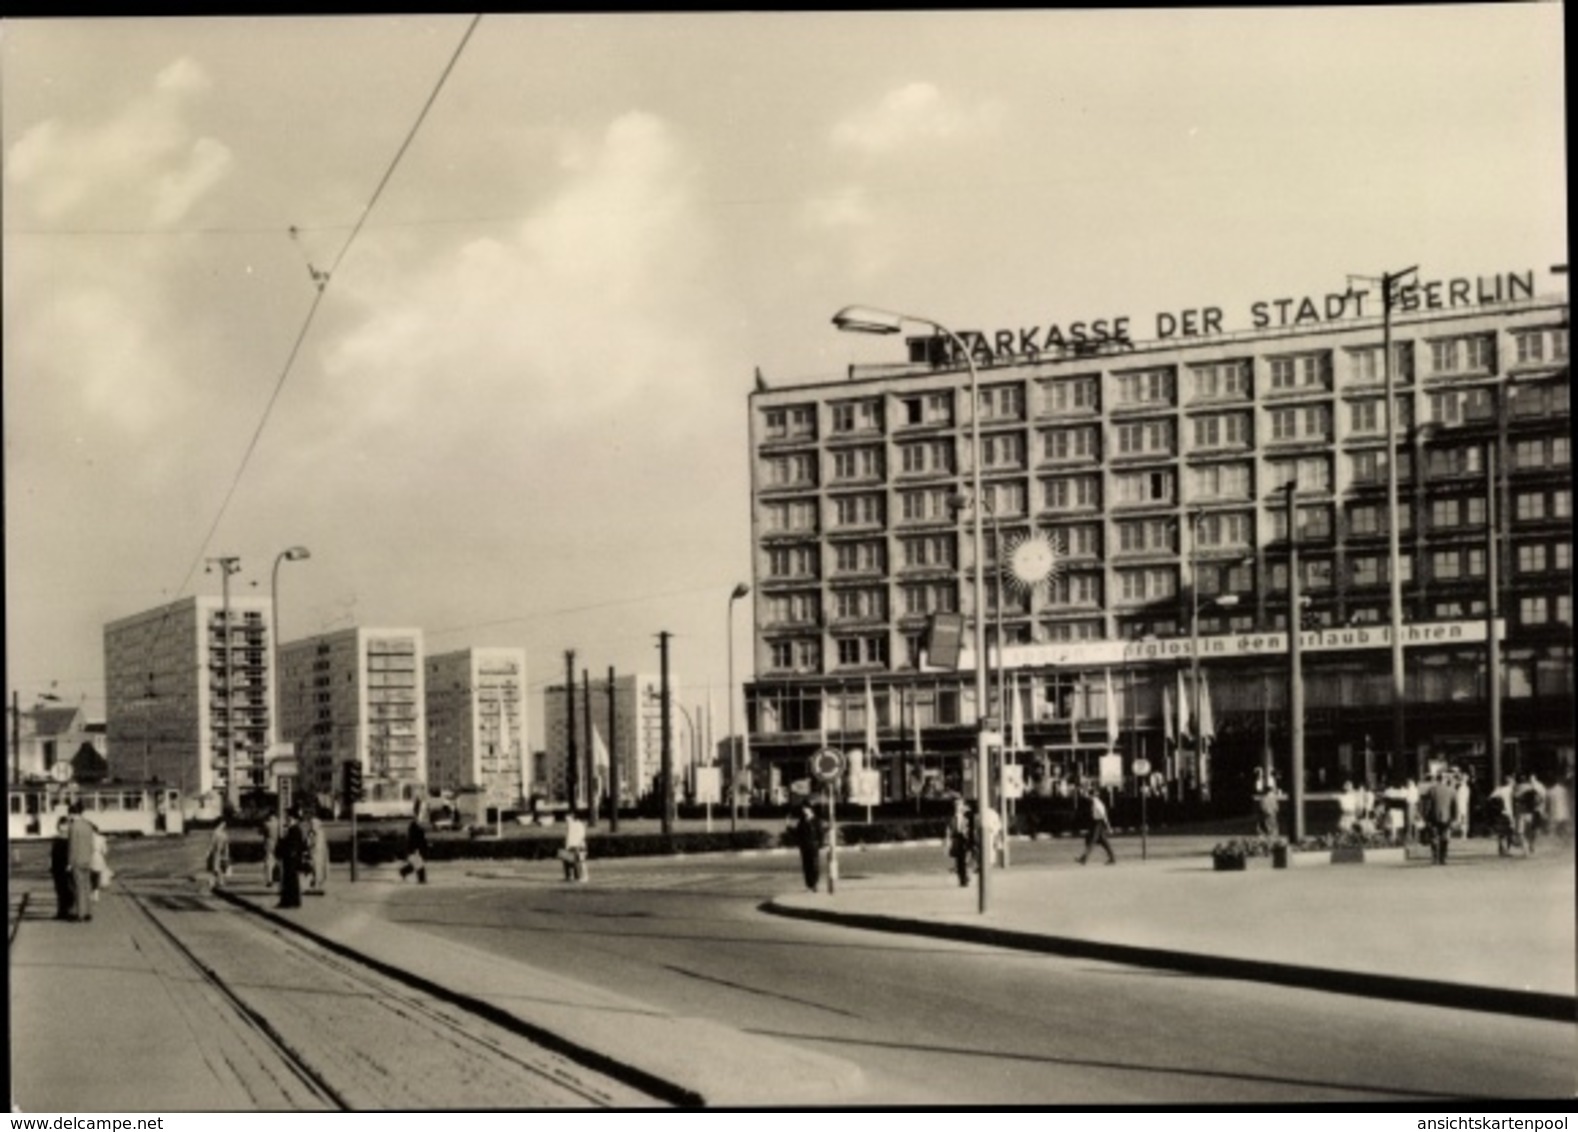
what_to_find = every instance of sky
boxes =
[2,9,1567,748]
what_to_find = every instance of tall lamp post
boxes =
[727,582,750,833]
[271,546,310,806]
[834,305,991,913]
[1282,482,1307,841]
[1187,512,1244,801]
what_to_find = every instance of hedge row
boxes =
[222,818,993,866]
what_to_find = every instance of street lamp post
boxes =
[1283,482,1307,841]
[1380,267,1418,776]
[271,546,310,810]
[834,305,991,913]
[727,582,750,833]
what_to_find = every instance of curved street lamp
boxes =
[833,306,991,913]
[271,546,311,805]
[728,581,750,832]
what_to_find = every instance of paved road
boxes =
[331,844,1575,1104]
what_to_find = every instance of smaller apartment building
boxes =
[425,647,528,809]
[279,627,426,807]
[540,673,686,808]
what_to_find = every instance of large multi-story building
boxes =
[745,270,1571,802]
[278,626,427,808]
[425,647,528,808]
[540,673,686,808]
[104,595,277,802]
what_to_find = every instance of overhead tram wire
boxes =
[133,14,484,683]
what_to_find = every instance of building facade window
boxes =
[1192,412,1250,450]
[1117,518,1176,554]
[1195,512,1253,547]
[1188,462,1252,500]
[982,432,1027,468]
[1041,425,1100,462]
[762,405,817,441]
[765,453,817,488]
[977,384,1026,421]
[1115,420,1176,456]
[900,534,955,569]
[1188,359,1251,401]
[1039,376,1100,415]
[1044,475,1102,511]
[899,392,954,427]
[1111,470,1175,506]
[767,546,818,579]
[830,399,883,434]
[899,487,955,523]
[1345,344,1413,385]
[1116,567,1177,601]
[1269,405,1332,443]
[1112,368,1176,407]
[1267,351,1332,391]
[831,493,884,528]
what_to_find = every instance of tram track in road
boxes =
[124,882,673,1109]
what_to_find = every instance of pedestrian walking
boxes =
[945,797,973,887]
[1337,781,1359,834]
[791,801,823,892]
[559,812,587,883]
[1489,775,1519,856]
[67,802,97,921]
[89,826,111,902]
[1422,772,1458,865]
[1515,774,1547,857]
[1451,770,1472,839]
[206,818,232,890]
[398,812,428,884]
[1255,785,1281,839]
[309,814,330,892]
[262,811,280,887]
[1546,776,1571,845]
[277,811,305,909]
[50,815,74,921]
[1076,787,1116,865]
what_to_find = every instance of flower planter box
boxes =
[1212,855,1248,872]
[1331,845,1366,865]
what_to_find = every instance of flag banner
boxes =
[1163,685,1174,746]
[864,676,879,761]
[1010,673,1027,753]
[1104,668,1119,748]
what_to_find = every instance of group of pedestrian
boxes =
[1488,771,1561,858]
[50,801,109,922]
[275,809,329,908]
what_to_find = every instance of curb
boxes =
[762,901,1577,1024]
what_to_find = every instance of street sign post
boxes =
[811,748,843,894]
[1132,757,1151,860]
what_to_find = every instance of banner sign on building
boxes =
[960,620,1498,672]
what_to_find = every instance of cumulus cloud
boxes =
[830,81,1004,156]
[4,55,231,226]
[318,111,716,449]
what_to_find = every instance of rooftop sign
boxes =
[939,270,1541,362]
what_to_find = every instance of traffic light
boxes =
[342,761,364,803]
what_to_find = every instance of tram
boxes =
[8,783,186,840]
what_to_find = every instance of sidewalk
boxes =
[768,836,1577,1022]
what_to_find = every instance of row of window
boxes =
[766,592,1576,673]
[775,540,1574,603]
[772,394,1564,483]
[766,488,1572,567]
[762,328,1569,440]
[765,445,1572,521]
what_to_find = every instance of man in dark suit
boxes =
[50,816,75,920]
[1423,772,1459,866]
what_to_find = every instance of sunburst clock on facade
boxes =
[1001,529,1064,597]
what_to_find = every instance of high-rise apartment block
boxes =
[425,647,528,809]
[278,627,426,809]
[104,595,277,802]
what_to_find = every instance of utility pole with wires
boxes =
[563,651,577,815]
[607,666,619,833]
[657,632,674,835]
